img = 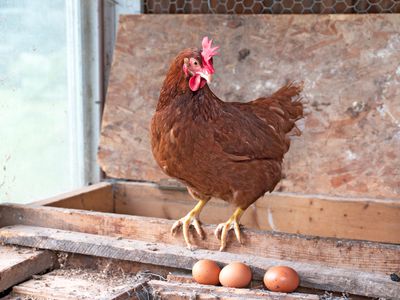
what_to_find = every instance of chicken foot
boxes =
[214,207,245,251]
[171,199,208,250]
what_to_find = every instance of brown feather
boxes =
[151,49,303,210]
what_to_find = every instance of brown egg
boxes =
[263,266,300,292]
[219,262,252,288]
[192,259,221,285]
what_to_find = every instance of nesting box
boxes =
[1,15,399,299]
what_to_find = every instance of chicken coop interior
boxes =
[1,1,400,299]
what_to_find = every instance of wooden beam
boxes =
[0,245,56,292]
[10,268,145,300]
[148,280,319,300]
[0,203,398,275]
[114,181,400,244]
[28,182,113,213]
[0,225,398,298]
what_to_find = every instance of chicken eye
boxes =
[193,60,198,66]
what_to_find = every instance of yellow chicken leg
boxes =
[171,199,208,250]
[214,207,245,251]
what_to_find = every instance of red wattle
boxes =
[189,75,201,91]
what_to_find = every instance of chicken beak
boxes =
[199,71,213,84]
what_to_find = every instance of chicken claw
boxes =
[171,215,204,250]
[171,199,207,250]
[214,207,244,251]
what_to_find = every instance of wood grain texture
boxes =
[98,14,400,199]
[0,204,399,275]
[64,253,177,279]
[165,272,327,296]
[11,268,142,300]
[113,182,400,243]
[166,272,196,284]
[28,182,113,212]
[0,225,398,298]
[149,280,319,300]
[0,245,55,292]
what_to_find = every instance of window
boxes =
[0,0,141,204]
[0,0,75,203]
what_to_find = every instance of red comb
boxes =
[201,37,219,70]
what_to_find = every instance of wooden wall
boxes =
[98,15,400,200]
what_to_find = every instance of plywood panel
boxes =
[98,15,400,199]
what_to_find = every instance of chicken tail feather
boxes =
[250,81,304,138]
[270,81,304,124]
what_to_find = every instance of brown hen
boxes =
[151,37,304,251]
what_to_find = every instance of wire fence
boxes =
[144,0,400,14]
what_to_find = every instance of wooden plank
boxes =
[165,273,336,298]
[0,296,21,300]
[98,14,400,200]
[149,280,319,300]
[0,225,398,298]
[64,253,175,279]
[28,182,113,213]
[0,204,399,275]
[10,268,144,300]
[166,272,196,284]
[0,245,55,292]
[114,181,400,243]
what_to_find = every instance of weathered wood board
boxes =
[0,225,398,298]
[98,14,400,199]
[164,272,330,297]
[9,268,143,300]
[0,205,399,275]
[60,252,177,280]
[29,182,113,211]
[113,182,400,243]
[21,180,400,243]
[0,245,55,293]
[148,280,319,300]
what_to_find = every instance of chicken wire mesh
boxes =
[144,0,400,13]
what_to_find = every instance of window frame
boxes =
[66,0,103,187]
[67,0,142,186]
